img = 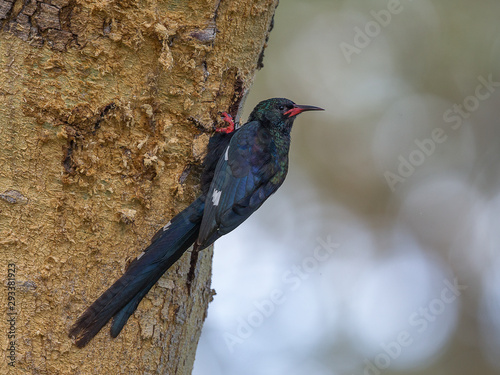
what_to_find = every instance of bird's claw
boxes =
[215,112,235,134]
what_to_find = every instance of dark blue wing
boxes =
[196,121,287,249]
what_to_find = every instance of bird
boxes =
[69,97,324,347]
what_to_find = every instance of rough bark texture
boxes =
[0,0,278,373]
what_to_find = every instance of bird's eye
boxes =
[278,105,285,111]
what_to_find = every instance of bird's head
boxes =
[248,98,323,133]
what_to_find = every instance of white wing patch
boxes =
[137,251,145,260]
[212,189,222,206]
[224,146,229,161]
[163,221,171,231]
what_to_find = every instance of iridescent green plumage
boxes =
[197,98,323,248]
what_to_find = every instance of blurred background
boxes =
[194,1,500,374]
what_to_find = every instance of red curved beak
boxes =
[284,104,324,118]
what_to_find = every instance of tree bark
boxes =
[0,0,277,373]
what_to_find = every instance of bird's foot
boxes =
[215,112,235,134]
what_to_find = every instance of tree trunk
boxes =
[0,0,277,373]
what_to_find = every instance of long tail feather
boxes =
[69,197,204,347]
